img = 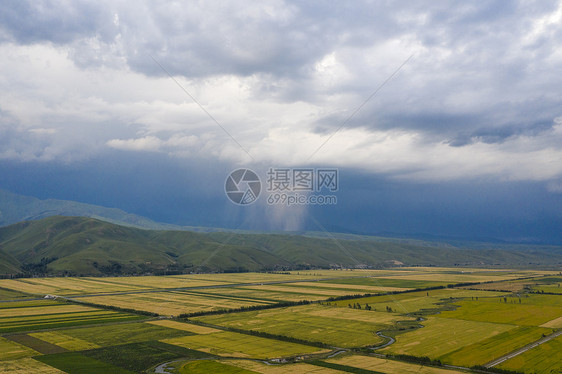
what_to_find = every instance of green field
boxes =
[0,287,29,300]
[195,303,413,347]
[35,352,134,374]
[438,326,552,366]
[329,288,506,315]
[29,331,100,351]
[163,330,327,359]
[0,300,146,333]
[177,360,256,374]
[438,297,562,326]
[81,341,212,373]
[0,357,65,373]
[58,322,188,346]
[380,316,515,358]
[319,276,448,289]
[0,336,38,361]
[324,355,467,373]
[497,335,562,373]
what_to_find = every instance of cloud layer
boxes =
[1,0,561,185]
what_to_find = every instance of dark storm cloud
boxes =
[0,0,117,44]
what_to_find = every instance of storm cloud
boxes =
[1,1,561,241]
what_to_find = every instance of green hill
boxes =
[0,216,561,276]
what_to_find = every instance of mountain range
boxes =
[1,215,561,276]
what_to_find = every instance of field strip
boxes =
[1,274,449,302]
[173,290,276,304]
[4,334,68,354]
[0,358,65,374]
[279,282,411,293]
[485,329,562,368]
[147,320,221,334]
[540,315,562,328]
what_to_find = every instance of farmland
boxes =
[195,303,416,347]
[0,267,559,373]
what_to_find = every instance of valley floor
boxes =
[0,267,560,373]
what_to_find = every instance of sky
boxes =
[1,1,562,243]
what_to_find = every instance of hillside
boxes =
[1,216,561,276]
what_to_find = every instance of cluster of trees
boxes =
[347,302,373,310]
[470,365,524,374]
[387,354,442,366]
[20,256,58,275]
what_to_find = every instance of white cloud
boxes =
[1,1,561,185]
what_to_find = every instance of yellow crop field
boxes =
[223,359,342,373]
[162,331,327,359]
[327,355,467,373]
[199,287,329,302]
[79,290,271,315]
[192,272,322,283]
[0,358,65,374]
[377,273,516,284]
[241,284,363,297]
[147,320,221,334]
[0,279,70,295]
[540,315,562,328]
[94,275,229,289]
[290,281,410,292]
[29,331,100,351]
[0,304,99,318]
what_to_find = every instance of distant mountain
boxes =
[1,216,561,277]
[0,189,201,231]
